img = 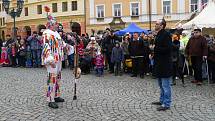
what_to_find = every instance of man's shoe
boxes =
[54,97,65,102]
[151,102,162,105]
[157,106,170,111]
[131,74,137,77]
[196,81,203,86]
[48,102,59,109]
[171,83,176,86]
[140,75,144,79]
[171,80,176,86]
[191,80,198,83]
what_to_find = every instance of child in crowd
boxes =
[111,42,124,76]
[0,46,9,66]
[10,43,18,67]
[95,49,104,77]
[17,39,26,67]
[67,42,74,70]
[149,42,155,77]
[26,44,32,67]
[149,53,155,76]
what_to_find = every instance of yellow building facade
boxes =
[86,0,208,33]
[0,0,7,40]
[5,0,85,39]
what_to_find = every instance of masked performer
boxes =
[41,6,67,109]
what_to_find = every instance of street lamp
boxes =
[148,0,152,30]
[2,0,24,41]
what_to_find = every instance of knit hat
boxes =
[194,28,201,32]
[115,40,120,45]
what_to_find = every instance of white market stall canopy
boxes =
[182,0,215,29]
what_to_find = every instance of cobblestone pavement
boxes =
[0,67,215,121]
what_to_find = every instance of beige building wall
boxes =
[172,0,178,13]
[6,0,85,38]
[0,1,7,40]
[86,0,196,34]
[156,0,162,15]
[185,0,190,13]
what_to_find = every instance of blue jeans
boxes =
[31,50,41,66]
[68,54,74,66]
[96,67,104,76]
[158,77,172,108]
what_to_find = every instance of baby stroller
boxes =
[124,59,132,73]
[80,55,92,75]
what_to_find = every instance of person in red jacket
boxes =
[185,29,208,85]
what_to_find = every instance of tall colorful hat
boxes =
[44,6,59,30]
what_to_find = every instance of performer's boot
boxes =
[54,97,65,102]
[48,102,59,109]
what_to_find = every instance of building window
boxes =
[2,17,5,26]
[24,7,28,16]
[131,3,139,16]
[2,3,4,11]
[0,4,2,12]
[163,1,171,14]
[96,5,104,18]
[0,18,2,26]
[71,1,78,11]
[52,3,58,13]
[62,2,68,12]
[113,4,121,17]
[190,0,198,12]
[37,5,42,14]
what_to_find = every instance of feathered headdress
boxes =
[44,6,59,30]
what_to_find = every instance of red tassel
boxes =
[44,6,50,12]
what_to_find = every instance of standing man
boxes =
[152,19,173,111]
[27,31,42,67]
[185,29,208,85]
[103,30,120,73]
[128,32,145,78]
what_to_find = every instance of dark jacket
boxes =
[27,36,42,50]
[185,36,208,57]
[154,29,173,78]
[0,39,2,48]
[172,40,180,62]
[111,47,124,63]
[121,41,129,55]
[208,42,215,62]
[128,38,145,57]
[103,35,120,54]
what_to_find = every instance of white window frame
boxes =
[112,3,122,17]
[190,0,199,12]
[162,0,172,15]
[96,4,105,18]
[130,2,140,16]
